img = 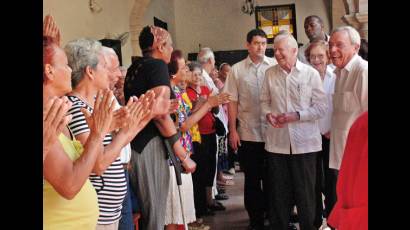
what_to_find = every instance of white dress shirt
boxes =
[329,54,368,169]
[223,55,277,142]
[113,98,132,164]
[202,70,229,132]
[318,66,336,135]
[260,60,327,154]
[202,71,219,95]
[297,43,310,64]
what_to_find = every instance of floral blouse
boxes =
[173,86,193,154]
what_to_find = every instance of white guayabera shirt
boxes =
[260,60,327,154]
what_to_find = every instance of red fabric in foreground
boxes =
[328,111,368,230]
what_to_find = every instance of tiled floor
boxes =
[201,171,329,229]
[202,171,251,229]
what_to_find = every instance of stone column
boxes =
[341,0,368,40]
[129,0,151,57]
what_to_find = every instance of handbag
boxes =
[213,113,226,136]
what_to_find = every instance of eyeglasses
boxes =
[309,54,326,61]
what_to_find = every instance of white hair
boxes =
[102,46,117,57]
[331,26,361,46]
[101,46,117,67]
[197,47,215,64]
[273,31,298,49]
[64,38,102,88]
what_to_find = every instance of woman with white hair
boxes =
[64,38,154,230]
[305,39,337,229]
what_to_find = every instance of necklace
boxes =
[70,92,94,109]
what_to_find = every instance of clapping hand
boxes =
[119,91,155,142]
[43,15,61,46]
[207,92,231,107]
[43,96,72,160]
[81,90,116,138]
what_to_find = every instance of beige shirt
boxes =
[330,54,368,169]
[223,55,277,142]
[260,60,327,154]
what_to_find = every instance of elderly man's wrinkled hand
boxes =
[266,113,284,128]
[277,112,299,124]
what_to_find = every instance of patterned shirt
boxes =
[173,86,193,153]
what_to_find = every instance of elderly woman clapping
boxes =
[64,38,155,229]
[43,35,117,229]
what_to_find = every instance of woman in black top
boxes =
[124,26,197,230]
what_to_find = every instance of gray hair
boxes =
[101,46,119,70]
[331,26,361,46]
[102,46,117,61]
[64,38,103,88]
[197,47,215,65]
[187,61,203,73]
[274,31,298,49]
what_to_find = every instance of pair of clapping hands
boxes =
[193,92,231,111]
[82,88,173,139]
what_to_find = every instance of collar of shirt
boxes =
[325,65,335,79]
[245,55,271,69]
[202,71,219,94]
[278,59,303,75]
[303,33,330,49]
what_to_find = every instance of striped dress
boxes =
[67,95,127,225]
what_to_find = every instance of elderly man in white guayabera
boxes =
[326,25,368,229]
[260,31,327,230]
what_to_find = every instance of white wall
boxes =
[143,0,176,48]
[44,0,135,67]
[174,0,331,55]
[44,0,329,64]
[43,0,176,67]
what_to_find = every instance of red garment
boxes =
[186,86,215,134]
[328,111,368,230]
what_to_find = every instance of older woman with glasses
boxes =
[305,39,337,229]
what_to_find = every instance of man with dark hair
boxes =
[358,38,368,61]
[246,29,269,43]
[223,29,276,230]
[298,15,330,64]
[124,25,196,230]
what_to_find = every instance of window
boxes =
[255,4,297,43]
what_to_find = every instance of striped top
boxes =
[67,95,127,225]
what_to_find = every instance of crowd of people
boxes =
[43,13,367,230]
